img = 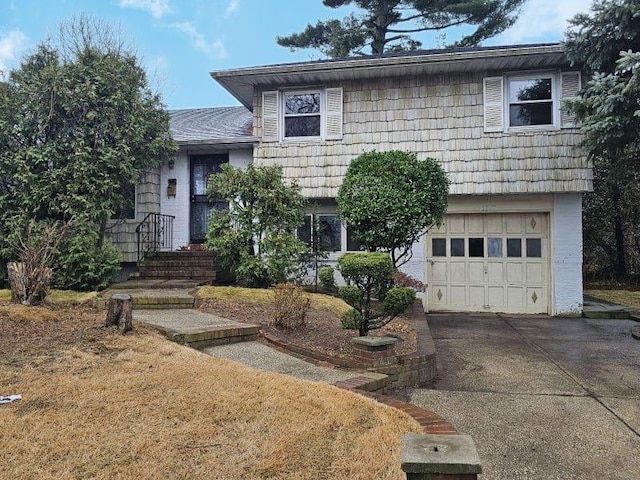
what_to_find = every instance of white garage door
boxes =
[426,213,549,314]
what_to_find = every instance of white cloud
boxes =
[171,22,227,59]
[0,29,26,76]
[118,0,171,19]
[495,0,593,44]
[225,0,240,18]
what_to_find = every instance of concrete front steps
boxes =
[136,251,218,284]
[133,309,260,349]
[95,280,197,310]
[97,280,259,348]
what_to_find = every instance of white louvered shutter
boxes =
[262,91,279,141]
[325,87,343,140]
[560,72,581,128]
[483,77,504,133]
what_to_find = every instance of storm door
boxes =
[190,154,228,243]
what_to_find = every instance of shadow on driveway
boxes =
[401,313,640,480]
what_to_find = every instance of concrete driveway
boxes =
[402,313,640,480]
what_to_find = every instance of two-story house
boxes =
[109,43,592,316]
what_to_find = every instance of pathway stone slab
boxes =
[204,341,365,384]
[134,309,244,333]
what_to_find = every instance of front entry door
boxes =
[190,154,228,243]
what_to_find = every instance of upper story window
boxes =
[284,92,321,138]
[508,77,553,127]
[483,71,581,133]
[262,87,343,142]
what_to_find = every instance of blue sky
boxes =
[0,0,593,109]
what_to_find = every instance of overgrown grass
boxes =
[196,285,351,316]
[0,289,96,305]
[0,318,420,479]
[585,289,640,310]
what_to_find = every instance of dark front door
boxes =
[190,154,228,243]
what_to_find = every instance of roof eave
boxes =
[176,137,258,148]
[210,43,567,108]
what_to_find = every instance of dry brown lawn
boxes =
[585,288,640,310]
[0,302,420,479]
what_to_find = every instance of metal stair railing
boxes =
[135,213,175,262]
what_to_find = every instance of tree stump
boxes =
[105,293,133,333]
[7,262,26,304]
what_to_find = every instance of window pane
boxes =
[318,215,342,251]
[509,79,552,102]
[526,238,542,258]
[432,238,446,257]
[469,238,484,257]
[509,103,553,126]
[285,93,320,114]
[451,238,465,257]
[507,238,522,257]
[488,238,503,258]
[346,226,366,252]
[297,215,312,248]
[285,116,321,137]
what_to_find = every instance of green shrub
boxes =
[272,283,311,329]
[52,226,120,291]
[337,252,414,336]
[206,164,308,288]
[340,309,361,330]
[337,150,448,268]
[383,287,416,315]
[319,266,336,292]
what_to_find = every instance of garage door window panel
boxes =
[432,238,446,256]
[451,238,465,257]
[488,238,503,257]
[526,238,542,258]
[507,238,522,257]
[469,238,485,257]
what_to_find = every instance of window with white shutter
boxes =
[260,87,343,142]
[483,77,504,133]
[325,87,343,140]
[560,72,581,128]
[262,91,279,141]
[484,71,582,133]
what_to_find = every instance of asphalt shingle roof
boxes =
[169,106,253,143]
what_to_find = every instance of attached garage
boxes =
[426,212,549,313]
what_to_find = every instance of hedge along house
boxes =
[209,43,591,316]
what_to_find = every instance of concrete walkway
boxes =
[203,341,363,384]
[133,309,369,385]
[403,313,640,480]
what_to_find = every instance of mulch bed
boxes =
[198,297,417,361]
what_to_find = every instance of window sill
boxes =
[506,124,559,133]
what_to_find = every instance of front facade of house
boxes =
[109,43,592,316]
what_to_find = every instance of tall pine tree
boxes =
[277,0,526,58]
